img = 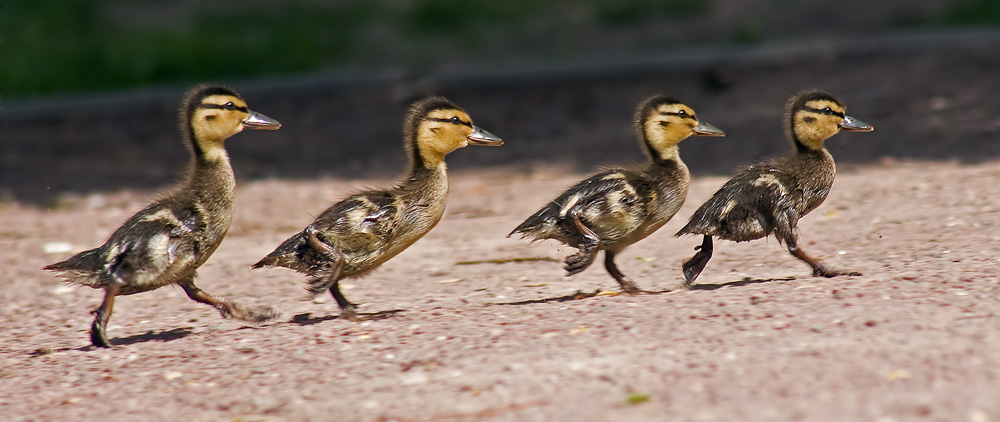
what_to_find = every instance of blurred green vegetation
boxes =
[594,0,708,26]
[1,0,373,98]
[1,0,717,99]
[944,0,1000,25]
[0,0,997,100]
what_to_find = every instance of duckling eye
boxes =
[822,107,832,113]
[224,102,237,111]
[677,110,688,117]
[450,116,461,124]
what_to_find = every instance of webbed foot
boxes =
[619,280,642,295]
[812,262,862,278]
[222,302,280,323]
[90,320,112,348]
[565,244,598,276]
[339,304,361,322]
[681,236,714,288]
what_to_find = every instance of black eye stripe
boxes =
[803,106,844,118]
[199,103,249,113]
[659,111,696,120]
[427,117,473,128]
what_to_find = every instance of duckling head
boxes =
[635,95,725,161]
[182,85,280,160]
[404,96,502,170]
[786,90,873,152]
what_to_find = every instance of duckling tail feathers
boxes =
[675,201,726,237]
[253,231,335,276]
[252,232,307,270]
[44,248,103,287]
[509,207,560,240]
[674,220,707,237]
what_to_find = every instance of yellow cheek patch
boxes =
[415,109,476,165]
[645,104,697,149]
[794,109,844,149]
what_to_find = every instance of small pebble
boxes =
[43,242,73,254]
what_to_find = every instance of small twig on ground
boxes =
[456,257,559,265]
[379,399,550,421]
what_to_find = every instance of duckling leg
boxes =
[178,276,278,323]
[302,225,358,320]
[776,222,861,278]
[564,211,601,276]
[330,281,360,321]
[604,252,641,294]
[90,283,122,348]
[303,225,345,295]
[680,235,713,288]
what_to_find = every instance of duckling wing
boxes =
[312,191,399,253]
[253,191,400,273]
[510,170,655,244]
[45,203,204,294]
[676,164,801,242]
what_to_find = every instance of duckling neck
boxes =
[788,146,836,207]
[405,160,449,192]
[795,143,833,163]
[793,138,819,154]
[652,145,681,162]
[790,126,831,153]
[186,146,237,216]
[397,161,450,230]
[647,153,689,183]
[644,150,690,199]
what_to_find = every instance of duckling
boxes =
[675,90,874,287]
[44,85,281,348]
[509,96,724,294]
[252,96,502,320]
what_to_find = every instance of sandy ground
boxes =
[2,157,999,421]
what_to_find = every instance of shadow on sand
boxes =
[108,327,196,347]
[689,277,795,291]
[288,309,404,325]
[493,276,796,306]
[26,327,198,354]
[493,287,682,306]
